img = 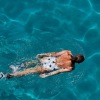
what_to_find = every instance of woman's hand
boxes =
[36,54,44,58]
[36,54,47,59]
[39,74,47,78]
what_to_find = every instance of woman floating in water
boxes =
[0,50,85,79]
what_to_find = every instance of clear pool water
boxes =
[0,0,100,100]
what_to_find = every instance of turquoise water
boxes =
[0,0,100,100]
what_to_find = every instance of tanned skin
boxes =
[8,50,74,78]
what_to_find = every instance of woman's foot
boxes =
[0,72,5,79]
[6,74,13,79]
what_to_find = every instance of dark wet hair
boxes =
[72,54,85,63]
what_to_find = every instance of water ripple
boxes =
[0,0,100,100]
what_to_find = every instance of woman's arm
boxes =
[40,68,72,78]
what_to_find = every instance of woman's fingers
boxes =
[39,74,47,78]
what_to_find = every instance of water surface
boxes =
[0,0,100,100]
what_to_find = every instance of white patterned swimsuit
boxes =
[40,57,60,71]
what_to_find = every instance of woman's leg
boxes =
[7,66,47,79]
[9,60,38,74]
[22,60,38,67]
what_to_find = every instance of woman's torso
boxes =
[56,52,72,69]
[39,52,73,71]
